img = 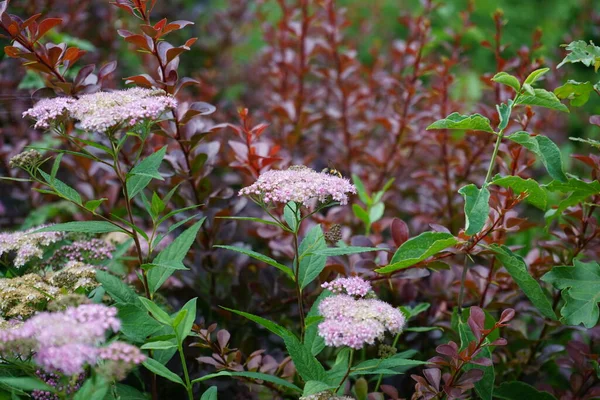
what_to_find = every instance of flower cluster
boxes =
[0,304,143,376]
[239,166,356,207]
[0,226,62,268]
[47,261,98,290]
[300,392,355,400]
[31,370,84,400]
[22,97,75,129]
[23,88,177,132]
[45,238,114,269]
[97,342,147,380]
[322,276,373,298]
[317,277,405,349]
[0,274,60,319]
[9,149,43,170]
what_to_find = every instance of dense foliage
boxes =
[0,0,599,399]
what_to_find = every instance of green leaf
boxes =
[507,132,568,182]
[554,80,594,107]
[325,349,351,385]
[143,358,185,386]
[400,302,430,319]
[96,270,140,305]
[215,216,282,227]
[457,313,494,400]
[141,341,178,350]
[84,198,106,213]
[214,245,294,280]
[496,101,512,131]
[351,355,428,374]
[491,72,520,92]
[515,88,569,113]
[40,170,82,205]
[495,381,556,400]
[193,371,301,393]
[522,83,535,96]
[283,202,300,232]
[545,179,600,221]
[523,68,550,85]
[200,386,218,400]
[352,204,370,226]
[490,244,556,320]
[222,307,291,338]
[107,384,149,400]
[303,381,336,396]
[311,246,381,256]
[490,175,548,210]
[376,232,457,274]
[148,218,204,293]
[115,304,163,343]
[126,146,167,198]
[557,40,600,70]
[297,225,327,290]
[542,260,600,328]
[50,153,63,180]
[458,184,490,235]
[305,290,332,356]
[426,112,495,133]
[352,174,371,205]
[173,297,197,342]
[34,221,126,234]
[369,202,385,223]
[0,377,54,392]
[138,297,172,325]
[73,376,108,400]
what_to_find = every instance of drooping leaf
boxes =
[376,232,457,274]
[491,72,520,92]
[214,245,294,280]
[495,381,557,400]
[143,358,185,386]
[34,221,126,234]
[490,175,548,210]
[426,112,495,133]
[148,218,204,293]
[506,132,568,182]
[458,184,490,235]
[490,245,556,320]
[542,260,600,328]
[515,88,569,113]
[554,80,594,107]
[297,225,327,290]
[40,170,82,205]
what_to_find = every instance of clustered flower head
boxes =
[0,274,60,319]
[0,226,63,268]
[31,370,84,400]
[45,238,114,269]
[23,88,177,132]
[9,149,43,170]
[318,277,405,350]
[239,165,356,207]
[300,392,355,400]
[0,304,144,376]
[47,261,98,291]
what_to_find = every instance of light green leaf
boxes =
[557,40,600,70]
[352,174,371,205]
[141,341,178,350]
[284,201,300,232]
[496,102,512,131]
[491,72,520,92]
[545,179,600,221]
[84,198,106,213]
[495,381,556,400]
[34,221,126,234]
[173,297,197,342]
[214,245,294,280]
[222,307,290,338]
[126,146,167,198]
[303,381,336,396]
[542,260,600,328]
[426,112,495,133]
[200,386,218,400]
[523,68,550,85]
[458,184,490,235]
[351,355,428,373]
[312,246,381,257]
[515,88,569,113]
[305,290,332,356]
[490,244,556,320]
[507,132,568,182]
[554,80,594,107]
[193,371,301,393]
[352,204,370,225]
[148,218,204,293]
[0,377,54,392]
[376,232,457,274]
[490,175,548,210]
[40,170,82,205]
[143,358,185,386]
[138,297,172,325]
[369,202,385,223]
[297,225,327,290]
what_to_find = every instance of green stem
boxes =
[178,343,194,400]
[483,130,504,184]
[374,333,402,392]
[293,230,306,340]
[335,349,354,393]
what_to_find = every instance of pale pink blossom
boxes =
[322,276,372,298]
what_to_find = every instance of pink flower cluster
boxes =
[239,166,356,207]
[317,277,405,349]
[322,276,372,297]
[23,88,177,132]
[0,226,63,268]
[46,238,114,269]
[0,304,144,376]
